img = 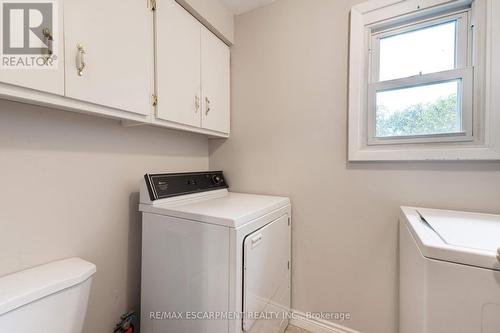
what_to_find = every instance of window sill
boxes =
[348,145,500,161]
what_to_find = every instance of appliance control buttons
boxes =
[212,175,223,185]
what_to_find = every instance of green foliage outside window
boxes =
[376,94,459,137]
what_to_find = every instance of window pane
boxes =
[379,21,457,81]
[375,80,460,137]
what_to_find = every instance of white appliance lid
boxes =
[0,258,96,316]
[424,209,500,252]
[140,191,290,228]
[402,207,500,271]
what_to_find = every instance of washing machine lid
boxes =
[140,191,290,228]
[401,207,500,271]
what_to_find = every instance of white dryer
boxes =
[139,171,291,333]
[399,207,500,333]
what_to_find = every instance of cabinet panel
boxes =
[63,0,153,115]
[201,27,230,134]
[0,0,64,95]
[156,0,201,127]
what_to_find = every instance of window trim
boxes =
[348,0,500,161]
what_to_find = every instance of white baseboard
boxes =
[289,310,363,333]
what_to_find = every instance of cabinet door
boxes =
[0,0,64,95]
[63,0,153,115]
[156,0,201,127]
[201,27,230,134]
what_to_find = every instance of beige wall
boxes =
[209,0,500,332]
[0,100,208,333]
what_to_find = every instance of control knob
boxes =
[212,175,223,185]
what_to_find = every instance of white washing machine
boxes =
[399,206,500,333]
[139,171,291,333]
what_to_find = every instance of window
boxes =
[368,12,473,145]
[348,0,500,161]
[375,80,461,138]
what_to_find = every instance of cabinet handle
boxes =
[195,95,200,113]
[205,97,211,115]
[42,28,53,61]
[76,44,86,76]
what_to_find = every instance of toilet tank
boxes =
[0,258,96,333]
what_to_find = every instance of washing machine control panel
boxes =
[144,171,228,201]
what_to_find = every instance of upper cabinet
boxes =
[201,27,230,134]
[156,0,202,127]
[155,0,230,135]
[0,0,64,95]
[0,0,231,137]
[63,0,153,116]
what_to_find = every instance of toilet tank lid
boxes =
[0,258,96,316]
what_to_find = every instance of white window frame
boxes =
[368,11,473,145]
[348,0,500,161]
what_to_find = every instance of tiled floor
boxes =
[285,325,312,333]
